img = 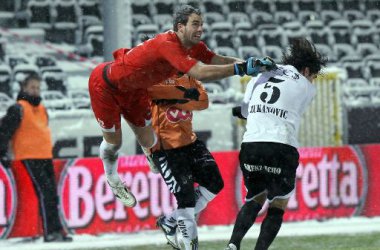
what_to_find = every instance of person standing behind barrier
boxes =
[0,74,72,242]
[225,38,328,250]
[143,73,224,249]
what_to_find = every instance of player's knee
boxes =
[99,140,121,159]
[137,130,157,148]
[246,199,263,211]
[176,191,196,208]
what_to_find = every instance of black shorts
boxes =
[151,139,223,208]
[239,142,299,202]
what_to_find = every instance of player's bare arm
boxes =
[211,54,244,65]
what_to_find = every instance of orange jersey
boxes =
[12,100,53,160]
[148,75,208,152]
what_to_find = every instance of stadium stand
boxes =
[0,0,380,114]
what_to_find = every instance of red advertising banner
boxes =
[1,144,380,238]
[0,163,17,239]
[59,156,176,234]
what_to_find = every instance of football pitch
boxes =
[87,232,380,250]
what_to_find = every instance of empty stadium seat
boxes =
[237,46,262,59]
[214,46,237,58]
[364,0,380,11]
[274,0,294,12]
[131,0,151,16]
[262,45,283,63]
[132,14,151,27]
[368,61,380,78]
[153,0,174,15]
[305,20,324,30]
[365,53,380,64]
[203,12,224,25]
[30,54,57,68]
[320,0,339,11]
[226,0,248,13]
[53,0,80,44]
[333,44,357,61]
[84,25,103,56]
[211,32,234,48]
[274,11,296,24]
[309,29,334,46]
[260,26,287,47]
[252,0,273,13]
[234,22,253,33]
[329,19,352,45]
[54,0,79,24]
[367,10,380,22]
[357,44,379,58]
[78,0,101,19]
[41,66,67,94]
[5,54,30,70]
[343,10,365,22]
[0,64,12,97]
[341,0,363,11]
[27,0,53,29]
[343,61,368,80]
[203,0,224,14]
[315,44,337,63]
[0,0,15,12]
[210,22,234,47]
[283,21,308,45]
[152,14,172,29]
[210,21,233,33]
[298,11,319,23]
[250,11,273,26]
[227,12,250,25]
[237,30,260,47]
[320,10,341,24]
[297,0,317,11]
[135,24,159,44]
[340,55,363,64]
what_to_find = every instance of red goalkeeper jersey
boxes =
[107,31,215,91]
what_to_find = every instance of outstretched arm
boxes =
[210,54,244,65]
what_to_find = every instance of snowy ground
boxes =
[1,217,380,250]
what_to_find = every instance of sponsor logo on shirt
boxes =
[243,163,282,174]
[166,107,193,123]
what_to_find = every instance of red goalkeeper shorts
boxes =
[89,62,152,131]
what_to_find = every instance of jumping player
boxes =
[88,5,276,207]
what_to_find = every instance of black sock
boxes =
[229,200,262,250]
[254,207,285,250]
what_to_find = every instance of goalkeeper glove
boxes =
[234,56,277,76]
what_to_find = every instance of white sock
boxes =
[166,186,216,226]
[177,208,197,250]
[194,186,216,215]
[166,211,177,227]
[99,140,121,186]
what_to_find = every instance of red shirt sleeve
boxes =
[158,41,198,73]
[192,41,216,64]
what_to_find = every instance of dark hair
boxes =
[22,74,41,88]
[173,5,201,31]
[282,38,328,75]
